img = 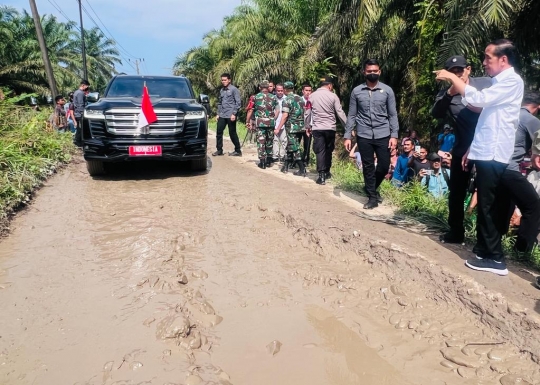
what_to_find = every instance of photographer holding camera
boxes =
[420,153,451,198]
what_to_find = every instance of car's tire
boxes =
[86,160,106,176]
[191,157,208,172]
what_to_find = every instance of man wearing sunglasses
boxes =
[431,56,491,245]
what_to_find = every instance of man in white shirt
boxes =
[435,39,524,276]
[272,84,287,162]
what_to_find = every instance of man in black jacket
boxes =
[431,56,491,244]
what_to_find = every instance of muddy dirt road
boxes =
[2,137,540,385]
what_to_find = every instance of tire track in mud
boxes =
[211,194,540,385]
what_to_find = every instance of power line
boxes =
[47,0,80,31]
[84,0,139,60]
[77,1,137,73]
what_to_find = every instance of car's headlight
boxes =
[84,109,105,119]
[184,110,206,120]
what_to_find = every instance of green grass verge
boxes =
[208,120,248,144]
[0,96,75,228]
[331,155,540,269]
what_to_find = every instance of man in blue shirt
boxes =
[391,138,413,186]
[438,124,455,152]
[421,153,451,198]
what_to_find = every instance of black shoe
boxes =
[316,172,326,185]
[212,150,224,156]
[293,161,307,177]
[325,171,332,180]
[229,151,242,157]
[362,186,382,203]
[266,157,273,167]
[281,159,289,173]
[439,233,464,245]
[363,199,379,209]
[258,159,266,169]
[465,258,508,276]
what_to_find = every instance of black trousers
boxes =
[472,160,508,261]
[447,154,470,238]
[300,132,311,163]
[216,117,241,152]
[312,130,335,173]
[497,169,540,252]
[74,117,83,145]
[357,136,391,199]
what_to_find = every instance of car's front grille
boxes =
[89,120,106,138]
[183,120,199,139]
[104,108,185,136]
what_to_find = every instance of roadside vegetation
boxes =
[0,94,74,230]
[330,155,540,269]
[175,0,540,143]
[0,6,121,97]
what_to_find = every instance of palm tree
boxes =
[73,27,121,92]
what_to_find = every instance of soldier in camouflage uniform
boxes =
[246,80,278,169]
[274,81,307,176]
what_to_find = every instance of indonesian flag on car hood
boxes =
[137,84,157,129]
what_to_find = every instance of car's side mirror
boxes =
[199,94,210,104]
[87,92,100,103]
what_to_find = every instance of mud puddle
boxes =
[1,145,540,385]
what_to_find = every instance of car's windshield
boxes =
[106,78,193,99]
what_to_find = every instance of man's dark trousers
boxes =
[447,155,470,239]
[497,170,540,252]
[358,136,391,199]
[216,117,241,153]
[473,160,508,261]
[300,132,311,163]
[74,117,83,146]
[312,130,335,173]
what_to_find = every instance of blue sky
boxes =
[4,0,241,75]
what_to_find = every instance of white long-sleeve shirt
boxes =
[464,67,524,163]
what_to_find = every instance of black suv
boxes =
[82,75,210,176]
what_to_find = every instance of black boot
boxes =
[281,158,289,173]
[293,160,307,177]
[316,172,326,185]
[258,159,266,169]
[266,157,273,167]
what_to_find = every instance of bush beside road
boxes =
[0,96,75,231]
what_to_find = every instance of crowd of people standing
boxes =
[214,38,540,279]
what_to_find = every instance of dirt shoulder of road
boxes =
[215,131,540,361]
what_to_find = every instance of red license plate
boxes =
[129,145,162,156]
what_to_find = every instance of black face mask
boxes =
[366,74,380,83]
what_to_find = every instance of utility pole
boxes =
[78,0,88,80]
[135,59,140,75]
[29,0,58,101]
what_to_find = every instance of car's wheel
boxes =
[86,160,106,176]
[191,157,208,171]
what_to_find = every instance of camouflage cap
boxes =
[259,80,270,88]
[532,131,540,155]
[283,81,295,89]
